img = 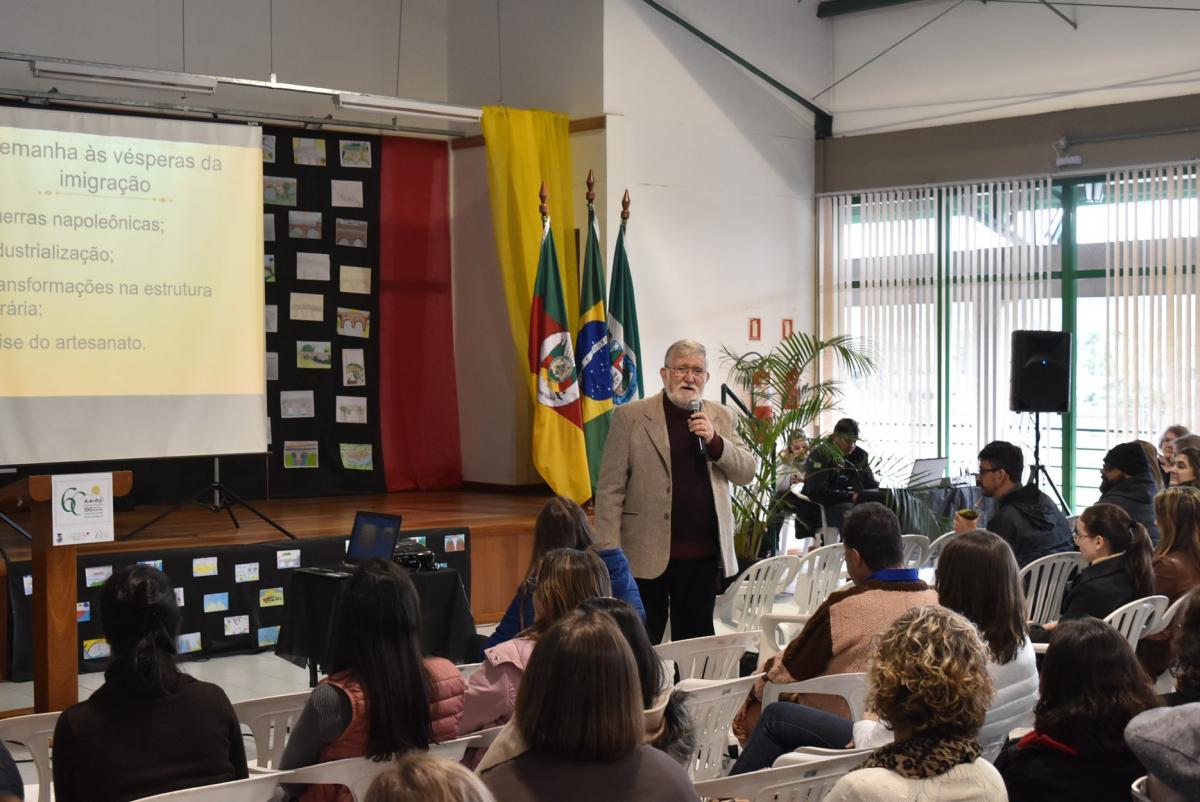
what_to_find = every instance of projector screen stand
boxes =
[120,457,296,541]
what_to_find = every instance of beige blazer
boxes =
[594,392,756,579]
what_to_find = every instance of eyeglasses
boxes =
[666,366,707,379]
[976,467,1003,475]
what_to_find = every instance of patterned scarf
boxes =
[859,734,983,780]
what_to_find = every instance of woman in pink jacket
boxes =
[280,559,466,802]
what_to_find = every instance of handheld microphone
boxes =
[688,399,707,458]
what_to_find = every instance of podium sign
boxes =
[51,473,115,546]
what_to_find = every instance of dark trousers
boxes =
[730,702,854,774]
[636,555,720,644]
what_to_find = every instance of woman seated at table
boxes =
[1031,502,1154,642]
[280,559,465,802]
[483,496,643,651]
[52,565,248,802]
[460,548,611,733]
[479,608,696,802]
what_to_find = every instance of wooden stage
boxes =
[0,488,550,624]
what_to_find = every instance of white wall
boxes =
[603,0,825,399]
[827,0,1200,135]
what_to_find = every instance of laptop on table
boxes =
[307,511,403,576]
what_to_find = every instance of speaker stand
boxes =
[1029,412,1069,514]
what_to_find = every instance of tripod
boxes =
[120,457,295,541]
[1029,412,1069,514]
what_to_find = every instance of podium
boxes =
[0,472,132,712]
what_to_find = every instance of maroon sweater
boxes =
[663,395,723,560]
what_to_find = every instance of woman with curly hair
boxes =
[823,606,1001,802]
[995,617,1159,801]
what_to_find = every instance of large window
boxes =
[820,165,1200,512]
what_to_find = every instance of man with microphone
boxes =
[595,339,756,643]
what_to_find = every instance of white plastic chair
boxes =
[1131,775,1151,802]
[427,733,484,762]
[232,690,311,770]
[1020,552,1086,625]
[279,755,390,802]
[654,631,760,681]
[455,662,482,681]
[756,545,846,660]
[925,531,954,569]
[0,711,60,802]
[792,492,840,547]
[713,555,802,636]
[1142,593,1189,638]
[761,672,868,722]
[675,673,760,781]
[901,534,931,569]
[978,691,1038,761]
[693,752,864,801]
[1034,595,1169,656]
[132,773,282,801]
[772,745,872,767]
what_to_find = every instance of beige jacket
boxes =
[594,392,756,579]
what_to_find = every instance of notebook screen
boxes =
[347,511,403,562]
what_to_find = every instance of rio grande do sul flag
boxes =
[529,217,591,503]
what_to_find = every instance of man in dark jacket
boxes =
[1097,441,1161,544]
[800,418,880,533]
[976,441,1073,568]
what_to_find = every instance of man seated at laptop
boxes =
[800,418,880,534]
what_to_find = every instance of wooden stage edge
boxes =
[0,489,550,625]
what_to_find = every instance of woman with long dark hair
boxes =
[1169,447,1200,490]
[577,597,694,765]
[280,559,465,802]
[996,618,1159,801]
[479,609,695,802]
[52,565,247,802]
[483,496,643,650]
[1140,487,1200,676]
[1031,502,1155,641]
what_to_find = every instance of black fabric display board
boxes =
[4,526,472,681]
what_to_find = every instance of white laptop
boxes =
[909,457,947,486]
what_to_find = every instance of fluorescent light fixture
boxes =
[335,93,481,123]
[31,60,217,94]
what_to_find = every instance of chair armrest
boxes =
[757,613,811,662]
[1033,642,1048,655]
[773,746,871,767]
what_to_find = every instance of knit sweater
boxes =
[771,578,938,718]
[824,760,1008,802]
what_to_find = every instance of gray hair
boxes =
[663,339,707,367]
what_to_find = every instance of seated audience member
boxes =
[822,607,1004,802]
[1098,441,1162,543]
[801,418,880,533]
[731,529,1035,773]
[479,609,695,802]
[578,597,694,765]
[995,618,1159,802]
[280,560,464,802]
[52,566,247,802]
[365,753,495,802]
[1160,424,1189,483]
[1169,447,1200,490]
[1162,590,1200,707]
[975,440,1073,567]
[1031,502,1155,642]
[1139,441,1167,494]
[1125,703,1200,802]
[483,496,643,651]
[1139,489,1200,676]
[732,503,938,742]
[0,743,18,802]
[460,548,610,732]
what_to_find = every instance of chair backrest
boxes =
[693,752,864,802]
[132,772,282,802]
[790,544,846,618]
[1104,596,1169,649]
[279,755,391,802]
[676,674,759,781]
[0,710,60,802]
[978,691,1038,762]
[900,534,931,569]
[456,662,482,681]
[1020,552,1086,625]
[1143,593,1190,638]
[654,631,760,681]
[717,556,802,632]
[762,672,868,722]
[232,690,312,769]
[1131,775,1152,802]
[926,531,954,569]
[427,733,483,762]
